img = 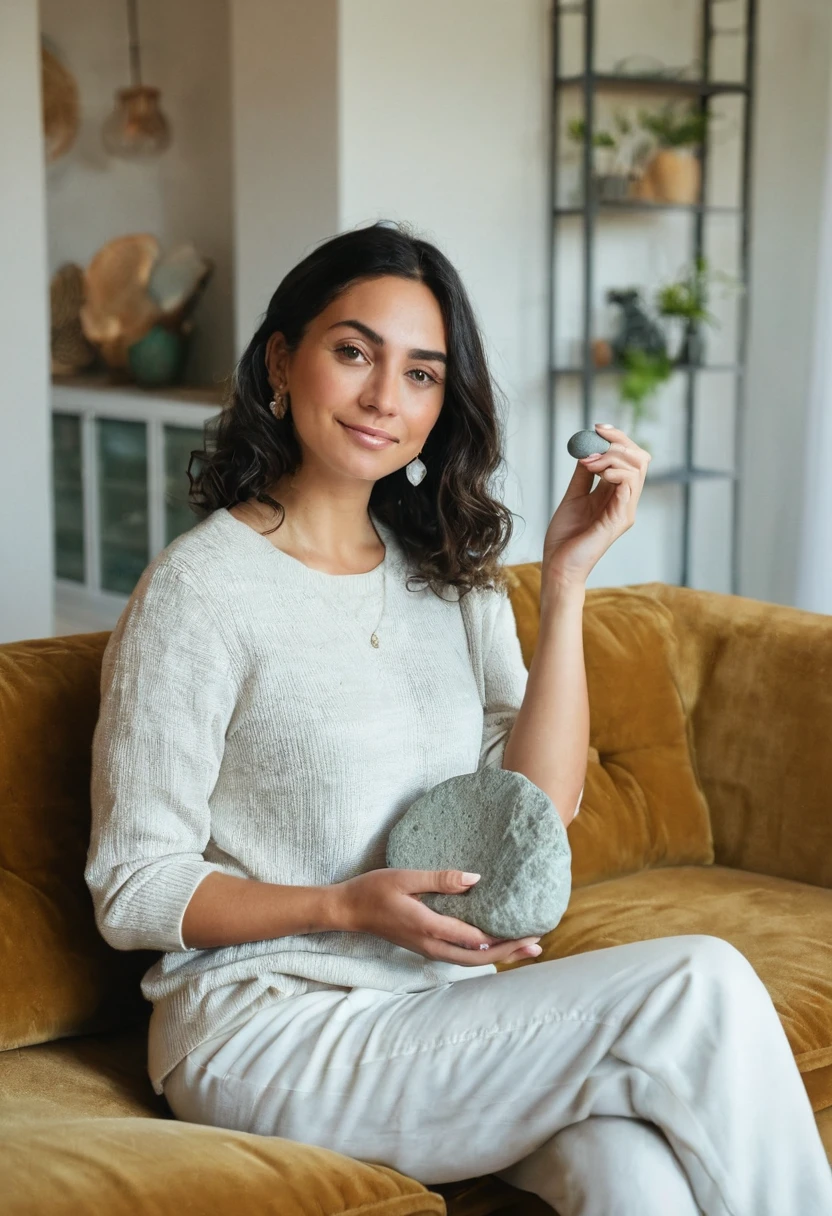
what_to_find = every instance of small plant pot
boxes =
[595,173,632,202]
[661,316,688,362]
[678,323,706,366]
[643,148,701,204]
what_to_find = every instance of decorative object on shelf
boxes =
[50,264,96,376]
[101,0,171,159]
[605,289,671,440]
[631,101,714,204]
[41,43,80,163]
[655,254,743,365]
[81,234,161,369]
[567,429,611,460]
[607,288,667,360]
[386,767,572,940]
[566,111,652,202]
[127,324,188,388]
[591,338,614,367]
[80,234,213,384]
[610,54,703,83]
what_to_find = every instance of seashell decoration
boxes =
[75,234,213,382]
[81,234,162,369]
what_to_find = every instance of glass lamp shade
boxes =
[102,86,171,158]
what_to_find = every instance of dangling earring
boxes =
[269,391,288,419]
[406,449,427,486]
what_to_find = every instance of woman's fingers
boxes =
[580,440,649,472]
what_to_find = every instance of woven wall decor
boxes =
[41,44,80,163]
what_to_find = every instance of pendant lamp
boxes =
[102,0,171,159]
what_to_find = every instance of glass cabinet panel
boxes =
[164,424,205,546]
[97,418,149,595]
[52,412,85,582]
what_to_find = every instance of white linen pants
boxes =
[162,934,832,1216]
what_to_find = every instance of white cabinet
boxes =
[51,379,222,633]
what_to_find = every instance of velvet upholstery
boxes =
[1,573,830,1216]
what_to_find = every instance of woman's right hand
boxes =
[335,868,543,965]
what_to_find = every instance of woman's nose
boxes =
[358,363,400,412]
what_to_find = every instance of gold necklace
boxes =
[369,524,387,648]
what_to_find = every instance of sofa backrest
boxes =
[0,575,713,1054]
[0,632,158,1054]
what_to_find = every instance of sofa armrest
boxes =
[634,582,832,890]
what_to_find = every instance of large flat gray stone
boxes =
[386,767,572,939]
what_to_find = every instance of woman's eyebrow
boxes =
[327,319,447,365]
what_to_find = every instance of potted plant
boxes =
[604,287,670,445]
[567,112,648,202]
[632,101,711,204]
[655,255,743,364]
[617,347,671,443]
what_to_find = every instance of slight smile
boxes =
[337,420,398,449]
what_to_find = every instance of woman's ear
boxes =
[265,331,290,393]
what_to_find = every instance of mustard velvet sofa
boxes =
[1,571,831,1216]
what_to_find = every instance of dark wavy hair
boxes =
[188,219,521,600]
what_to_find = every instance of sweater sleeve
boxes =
[85,559,237,953]
[478,585,584,820]
[477,584,529,771]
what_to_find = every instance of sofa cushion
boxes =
[631,583,832,891]
[0,1029,445,1216]
[0,633,154,1054]
[506,570,714,885]
[498,862,832,1114]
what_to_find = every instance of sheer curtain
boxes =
[794,71,832,616]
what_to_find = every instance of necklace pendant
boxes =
[370,632,380,648]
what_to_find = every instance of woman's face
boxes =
[266,274,447,484]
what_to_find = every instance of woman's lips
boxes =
[338,421,396,449]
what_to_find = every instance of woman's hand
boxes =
[542,423,651,590]
[335,868,543,966]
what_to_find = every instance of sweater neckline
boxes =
[217,505,399,594]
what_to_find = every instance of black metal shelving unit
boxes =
[547,0,757,591]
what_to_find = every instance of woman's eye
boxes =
[336,344,437,385]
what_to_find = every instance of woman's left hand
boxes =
[541,423,651,590]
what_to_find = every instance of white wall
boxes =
[0,0,54,644]
[338,0,552,569]
[230,0,340,353]
[742,0,832,607]
[39,0,234,388]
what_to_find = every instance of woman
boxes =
[85,221,832,1215]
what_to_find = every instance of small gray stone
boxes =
[567,429,612,459]
[386,767,572,939]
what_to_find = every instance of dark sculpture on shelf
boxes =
[606,288,668,359]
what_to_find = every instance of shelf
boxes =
[548,2,756,592]
[555,73,749,98]
[553,363,741,375]
[645,467,737,486]
[555,201,741,216]
[52,373,226,408]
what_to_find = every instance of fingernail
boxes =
[526,945,543,956]
[596,422,614,428]
[461,872,481,884]
[582,453,601,460]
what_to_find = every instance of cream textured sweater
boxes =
[85,506,581,1096]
